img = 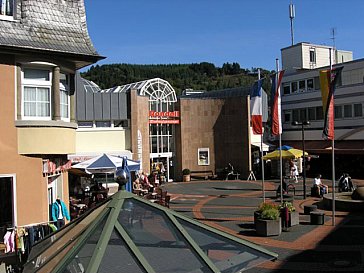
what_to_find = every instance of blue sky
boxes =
[84,0,364,71]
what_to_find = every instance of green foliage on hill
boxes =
[81,62,274,95]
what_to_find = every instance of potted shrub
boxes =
[255,203,282,236]
[279,201,299,227]
[254,202,276,226]
[182,168,191,182]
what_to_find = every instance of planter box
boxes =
[254,211,261,227]
[256,217,282,237]
[183,175,191,182]
[289,211,299,227]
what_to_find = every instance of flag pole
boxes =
[276,58,283,204]
[330,48,336,226]
[258,69,266,202]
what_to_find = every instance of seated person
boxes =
[313,174,328,196]
[132,178,145,195]
[338,173,355,192]
[140,172,153,192]
[91,181,108,202]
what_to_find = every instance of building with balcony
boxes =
[281,42,364,178]
[0,0,103,233]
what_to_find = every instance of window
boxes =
[291,82,298,93]
[198,148,210,166]
[316,107,323,120]
[308,107,316,121]
[113,120,129,128]
[22,68,51,119]
[307,79,314,91]
[283,111,291,123]
[78,121,93,128]
[299,80,306,92]
[0,0,14,17]
[334,105,342,119]
[95,121,111,127]
[314,77,320,90]
[354,103,363,117]
[60,73,70,120]
[283,83,290,95]
[309,48,316,63]
[299,109,307,122]
[292,109,299,122]
[344,105,352,118]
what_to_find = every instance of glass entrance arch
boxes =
[119,78,178,182]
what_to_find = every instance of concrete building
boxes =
[281,42,364,178]
[0,0,102,234]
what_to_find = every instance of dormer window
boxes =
[0,0,14,18]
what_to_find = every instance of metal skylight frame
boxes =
[82,78,177,103]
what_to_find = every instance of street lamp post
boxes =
[292,120,310,199]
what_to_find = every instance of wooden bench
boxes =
[190,170,217,180]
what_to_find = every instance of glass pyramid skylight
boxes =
[23,191,277,273]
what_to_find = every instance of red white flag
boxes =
[270,70,285,136]
[250,79,264,134]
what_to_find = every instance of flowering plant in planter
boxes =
[278,201,295,212]
[260,207,280,220]
[255,202,281,236]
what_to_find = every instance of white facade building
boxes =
[280,42,364,178]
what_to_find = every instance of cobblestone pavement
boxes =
[162,178,364,273]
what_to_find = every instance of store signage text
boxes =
[149,120,180,124]
[149,111,179,117]
[149,111,180,124]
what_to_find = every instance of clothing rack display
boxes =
[1,221,57,271]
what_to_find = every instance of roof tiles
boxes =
[0,0,101,57]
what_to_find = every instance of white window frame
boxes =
[198,148,210,166]
[309,48,316,63]
[60,73,70,122]
[0,0,14,20]
[21,67,52,120]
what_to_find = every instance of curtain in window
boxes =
[24,86,50,117]
[5,0,13,16]
[38,87,50,117]
[60,90,69,118]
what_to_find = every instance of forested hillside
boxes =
[81,62,274,95]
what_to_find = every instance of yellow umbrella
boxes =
[263,145,308,160]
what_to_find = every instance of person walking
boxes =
[51,197,70,229]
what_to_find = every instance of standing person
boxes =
[289,160,297,182]
[51,197,70,229]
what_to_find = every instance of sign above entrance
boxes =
[149,111,180,124]
[149,120,180,124]
[149,111,179,117]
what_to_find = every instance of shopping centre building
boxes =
[73,76,266,182]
